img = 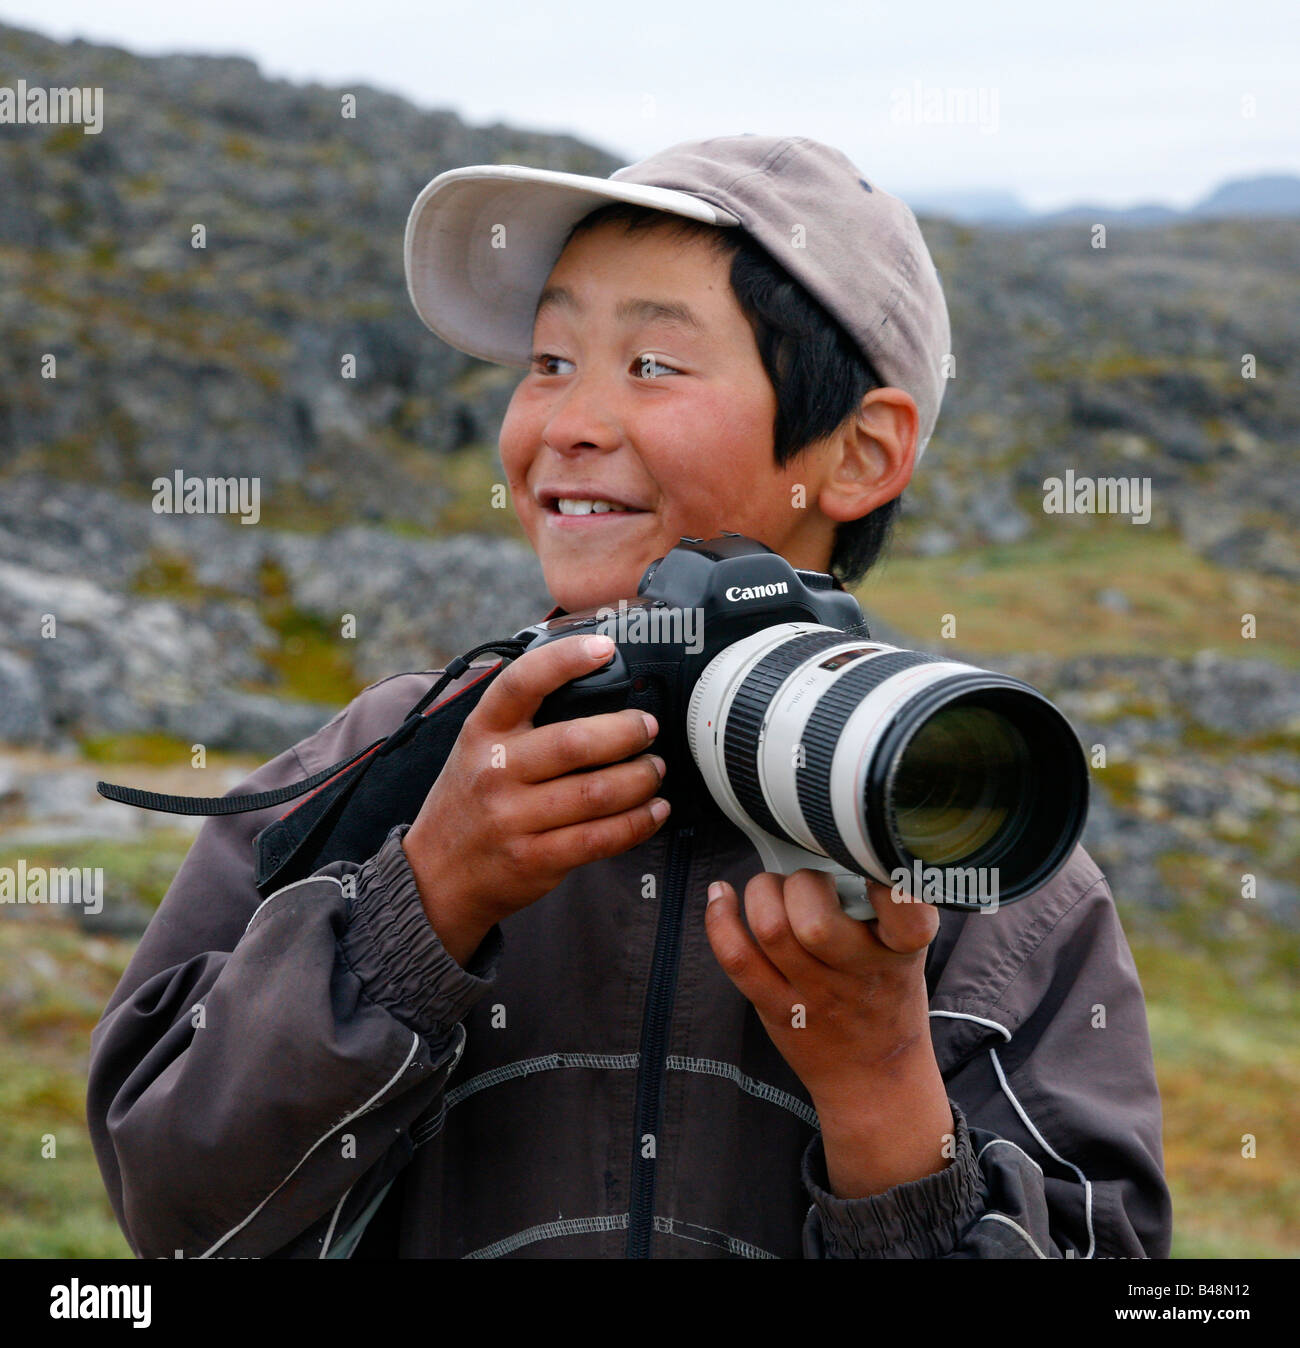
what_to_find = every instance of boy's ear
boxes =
[816,388,919,524]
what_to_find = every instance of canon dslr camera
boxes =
[515,534,1088,916]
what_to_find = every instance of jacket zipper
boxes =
[625,822,695,1258]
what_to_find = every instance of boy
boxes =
[88,135,1171,1258]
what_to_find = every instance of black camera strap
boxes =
[96,638,530,897]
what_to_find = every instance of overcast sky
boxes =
[3,0,1296,210]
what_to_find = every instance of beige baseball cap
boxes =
[404,134,951,459]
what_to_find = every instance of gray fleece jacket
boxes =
[87,660,1172,1259]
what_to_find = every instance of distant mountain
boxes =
[1192,175,1300,217]
[1035,202,1182,228]
[912,175,1300,227]
[906,189,1034,223]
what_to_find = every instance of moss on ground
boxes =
[244,558,364,705]
[0,834,195,915]
[1125,932,1300,1257]
[0,911,135,1256]
[433,443,529,540]
[856,524,1300,668]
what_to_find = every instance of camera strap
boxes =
[96,638,530,898]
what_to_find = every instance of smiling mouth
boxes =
[539,494,653,518]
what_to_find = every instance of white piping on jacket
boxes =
[319,1183,353,1258]
[462,1212,778,1259]
[244,873,346,937]
[464,1212,629,1259]
[990,1046,1095,1259]
[977,1136,1044,1175]
[652,1215,778,1259]
[979,1211,1048,1258]
[928,1008,1013,1042]
[445,1051,640,1109]
[666,1056,819,1128]
[200,1030,422,1258]
[443,1052,818,1128]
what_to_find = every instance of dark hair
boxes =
[561,202,902,585]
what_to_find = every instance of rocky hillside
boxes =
[0,21,616,519]
[923,215,1299,578]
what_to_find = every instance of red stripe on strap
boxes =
[280,661,503,820]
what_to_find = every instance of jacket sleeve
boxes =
[798,866,1172,1259]
[87,676,502,1260]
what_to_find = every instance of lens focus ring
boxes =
[797,651,944,871]
[723,631,847,839]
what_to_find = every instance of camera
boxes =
[515,534,1089,914]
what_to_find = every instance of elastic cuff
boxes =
[340,823,503,1041]
[801,1100,985,1258]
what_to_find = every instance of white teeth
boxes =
[556,498,630,515]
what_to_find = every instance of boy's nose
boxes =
[541,375,623,455]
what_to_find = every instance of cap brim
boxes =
[404,164,740,365]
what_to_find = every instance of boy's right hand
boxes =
[402,634,670,967]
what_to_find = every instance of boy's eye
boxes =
[633,354,679,379]
[531,353,575,375]
[531,353,681,378]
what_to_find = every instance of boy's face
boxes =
[499,219,837,613]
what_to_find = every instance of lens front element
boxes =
[892,703,1033,866]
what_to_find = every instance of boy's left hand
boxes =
[704,868,954,1195]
